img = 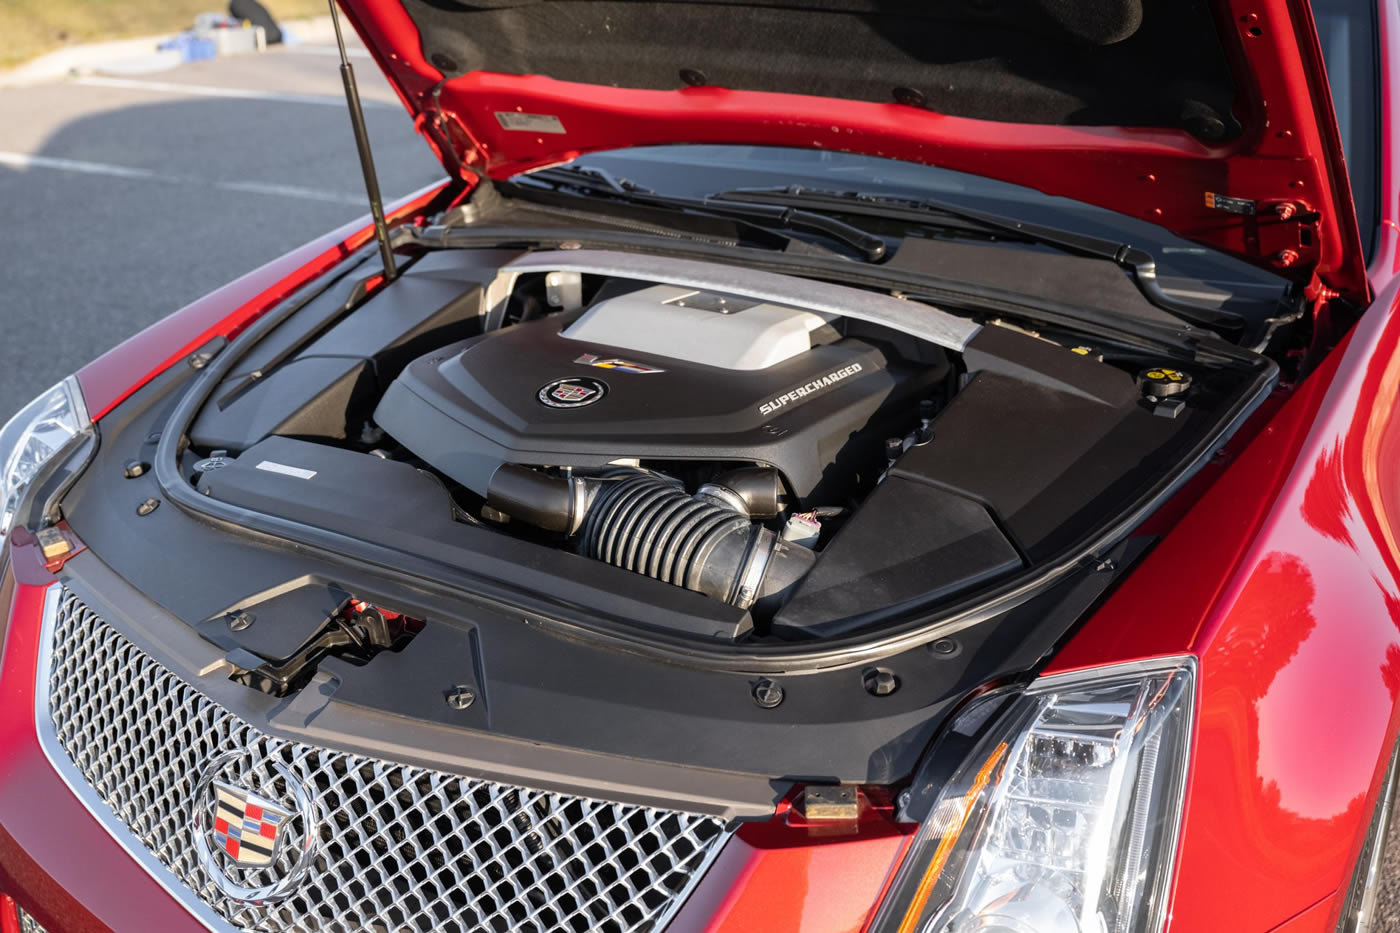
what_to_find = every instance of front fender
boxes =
[1046,269,1400,930]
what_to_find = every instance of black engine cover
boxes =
[374,311,938,501]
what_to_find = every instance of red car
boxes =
[0,0,1394,930]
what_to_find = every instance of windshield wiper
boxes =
[517,166,888,262]
[710,185,1245,335]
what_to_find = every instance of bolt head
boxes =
[136,497,160,516]
[123,460,148,479]
[446,686,476,710]
[863,668,899,697]
[1274,248,1300,267]
[752,678,785,709]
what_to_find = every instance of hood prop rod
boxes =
[328,0,398,281]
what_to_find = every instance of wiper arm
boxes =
[538,164,648,196]
[521,168,888,262]
[712,186,1245,335]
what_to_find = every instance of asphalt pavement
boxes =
[0,42,441,422]
[1382,828,1400,931]
[4,36,1400,933]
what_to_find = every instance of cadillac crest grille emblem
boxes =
[192,754,321,902]
[211,780,290,867]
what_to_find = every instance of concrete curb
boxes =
[0,15,337,89]
[281,16,339,45]
[0,35,172,88]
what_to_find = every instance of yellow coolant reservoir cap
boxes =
[1136,366,1193,398]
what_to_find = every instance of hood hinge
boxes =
[1245,200,1323,273]
[419,80,489,187]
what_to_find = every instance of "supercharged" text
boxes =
[757,363,864,416]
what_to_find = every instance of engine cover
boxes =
[374,293,939,501]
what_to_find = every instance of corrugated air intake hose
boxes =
[486,465,813,611]
[579,471,814,610]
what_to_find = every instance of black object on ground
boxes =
[229,0,283,44]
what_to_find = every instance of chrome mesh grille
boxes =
[45,589,726,932]
[17,906,48,933]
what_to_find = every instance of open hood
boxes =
[340,0,1369,305]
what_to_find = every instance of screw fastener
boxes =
[136,498,160,516]
[227,611,255,632]
[446,686,476,710]
[752,678,785,709]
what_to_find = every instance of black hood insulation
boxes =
[400,0,1238,140]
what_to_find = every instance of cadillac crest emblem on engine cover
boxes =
[538,377,608,408]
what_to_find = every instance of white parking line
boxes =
[216,180,363,204]
[0,151,155,179]
[0,150,366,205]
[71,75,394,109]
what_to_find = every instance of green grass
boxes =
[0,0,331,69]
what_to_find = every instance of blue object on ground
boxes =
[156,33,218,62]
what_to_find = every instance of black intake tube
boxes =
[487,463,598,533]
[697,466,786,519]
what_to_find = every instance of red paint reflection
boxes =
[1301,441,1354,549]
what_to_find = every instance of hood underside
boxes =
[342,0,1369,304]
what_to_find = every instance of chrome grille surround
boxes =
[39,586,727,932]
[17,906,49,933]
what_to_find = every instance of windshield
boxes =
[551,144,1288,307]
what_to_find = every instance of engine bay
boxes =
[179,246,1267,643]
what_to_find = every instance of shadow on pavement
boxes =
[0,92,441,420]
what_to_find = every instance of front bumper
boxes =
[0,543,908,933]
[0,554,202,933]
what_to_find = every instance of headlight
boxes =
[871,657,1195,933]
[0,376,90,536]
